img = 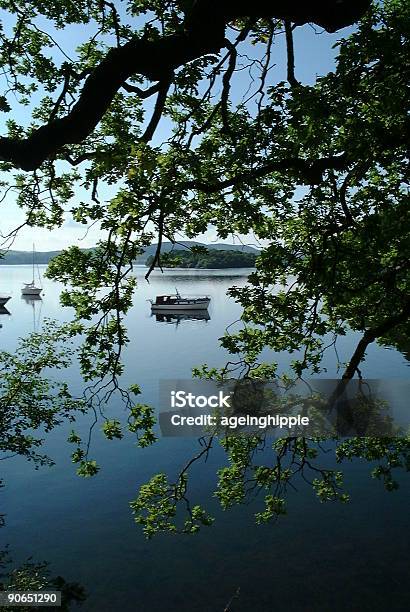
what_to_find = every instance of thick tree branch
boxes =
[0,0,370,171]
[342,300,410,380]
[220,39,238,139]
[122,82,161,98]
[49,66,72,122]
[141,77,172,143]
[327,299,410,409]
[284,20,299,88]
[186,153,349,192]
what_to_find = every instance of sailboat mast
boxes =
[32,242,35,284]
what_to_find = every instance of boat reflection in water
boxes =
[22,294,43,332]
[0,304,11,330]
[0,304,11,328]
[22,294,43,304]
[153,309,211,326]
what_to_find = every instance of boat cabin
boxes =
[150,291,211,311]
[153,294,208,306]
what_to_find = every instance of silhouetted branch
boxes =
[0,0,370,171]
[141,76,172,143]
[186,153,349,192]
[284,20,299,87]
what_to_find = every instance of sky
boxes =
[0,7,353,252]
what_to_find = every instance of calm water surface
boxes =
[1,265,409,611]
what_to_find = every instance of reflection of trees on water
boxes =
[132,429,410,537]
[1,328,410,540]
[1,323,410,543]
[0,491,86,611]
[0,325,87,611]
[0,545,87,611]
[131,380,410,537]
[384,328,410,364]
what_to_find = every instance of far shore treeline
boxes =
[146,249,257,269]
[0,241,259,266]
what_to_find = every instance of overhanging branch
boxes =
[284,20,299,88]
[141,77,172,143]
[0,0,370,171]
[186,153,349,192]
[343,300,410,380]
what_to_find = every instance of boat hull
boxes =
[21,287,42,296]
[0,296,11,306]
[151,300,210,311]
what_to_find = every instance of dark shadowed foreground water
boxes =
[1,265,410,611]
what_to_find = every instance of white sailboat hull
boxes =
[21,286,42,296]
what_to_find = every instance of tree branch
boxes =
[122,82,161,98]
[141,77,172,143]
[284,20,299,88]
[186,153,349,192]
[0,0,370,171]
[220,39,238,140]
[343,300,410,380]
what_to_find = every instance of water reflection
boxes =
[0,541,87,610]
[1,266,410,611]
[0,305,10,329]
[159,378,406,438]
[21,294,43,332]
[152,310,211,325]
[379,329,410,366]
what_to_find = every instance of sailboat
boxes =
[21,243,42,297]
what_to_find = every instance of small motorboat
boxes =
[149,289,210,311]
[0,295,11,306]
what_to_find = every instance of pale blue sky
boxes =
[0,10,353,251]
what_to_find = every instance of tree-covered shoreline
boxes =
[145,249,257,269]
[0,242,259,265]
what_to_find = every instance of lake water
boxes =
[1,265,410,611]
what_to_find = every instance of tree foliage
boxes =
[146,248,257,268]
[0,0,409,535]
[0,321,85,466]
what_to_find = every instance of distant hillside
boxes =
[135,241,260,262]
[0,250,62,265]
[0,242,260,265]
[146,249,258,269]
